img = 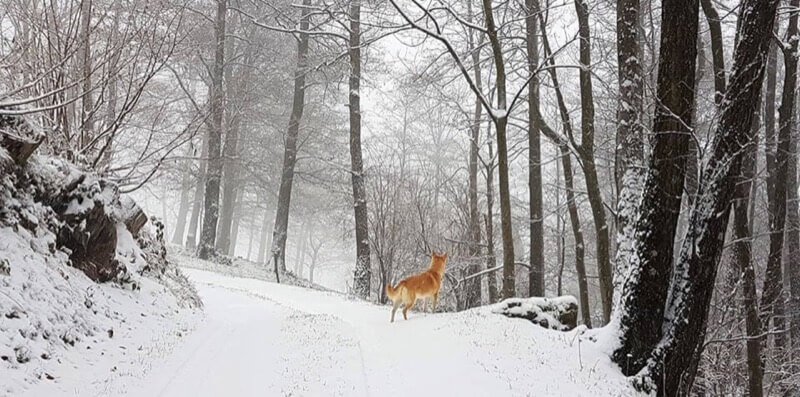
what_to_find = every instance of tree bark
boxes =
[611,0,699,376]
[258,208,270,264]
[228,187,244,256]
[478,0,516,300]
[197,0,227,260]
[762,0,796,352]
[614,0,645,300]
[186,137,207,249]
[172,148,193,245]
[465,0,483,308]
[485,134,499,304]
[637,2,778,394]
[270,0,310,273]
[526,0,545,298]
[782,1,800,361]
[79,0,94,150]
[733,109,764,397]
[614,0,643,195]
[349,0,371,299]
[574,0,612,322]
[700,0,726,104]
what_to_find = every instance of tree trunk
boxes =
[228,187,244,256]
[197,0,227,260]
[762,0,796,352]
[79,0,93,150]
[783,0,800,361]
[172,151,192,246]
[485,135,499,304]
[258,208,270,264]
[526,0,545,298]
[479,0,515,300]
[465,0,483,308]
[271,0,310,273]
[700,0,726,104]
[614,0,645,300]
[349,0,371,299]
[614,0,643,196]
[653,2,777,392]
[733,109,764,397]
[611,0,699,376]
[574,0,612,323]
[186,137,207,249]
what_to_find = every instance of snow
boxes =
[0,226,200,397]
[5,246,645,396]
[17,252,641,397]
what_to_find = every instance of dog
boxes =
[385,251,447,322]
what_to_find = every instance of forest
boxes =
[1,0,799,395]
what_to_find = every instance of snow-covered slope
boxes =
[6,251,645,396]
[0,154,202,397]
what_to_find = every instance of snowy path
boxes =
[123,268,641,397]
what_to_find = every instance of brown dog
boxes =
[385,252,447,322]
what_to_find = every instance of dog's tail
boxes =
[385,282,402,301]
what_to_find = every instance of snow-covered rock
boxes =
[489,296,579,331]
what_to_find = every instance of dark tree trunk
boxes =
[782,0,800,361]
[485,131,499,304]
[733,110,764,397]
[349,0,371,299]
[560,145,590,327]
[574,0,612,322]
[762,0,796,352]
[700,0,726,104]
[526,0,545,298]
[478,0,515,300]
[172,155,192,245]
[228,187,244,256]
[79,0,94,150]
[197,0,227,260]
[614,0,644,299]
[216,14,241,254]
[614,0,643,195]
[272,0,310,274]
[258,208,270,264]
[465,0,483,308]
[186,137,207,249]
[612,0,699,376]
[641,2,778,395]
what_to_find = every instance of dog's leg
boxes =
[433,292,439,312]
[403,297,416,320]
[391,301,400,323]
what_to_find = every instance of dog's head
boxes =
[431,251,448,267]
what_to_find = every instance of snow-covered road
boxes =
[122,268,642,397]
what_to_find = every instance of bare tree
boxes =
[525,0,544,298]
[198,0,228,260]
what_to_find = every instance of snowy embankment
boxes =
[0,116,202,397]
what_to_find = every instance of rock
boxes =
[53,177,125,283]
[491,296,579,331]
[0,109,44,166]
[0,258,9,276]
[120,196,147,238]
